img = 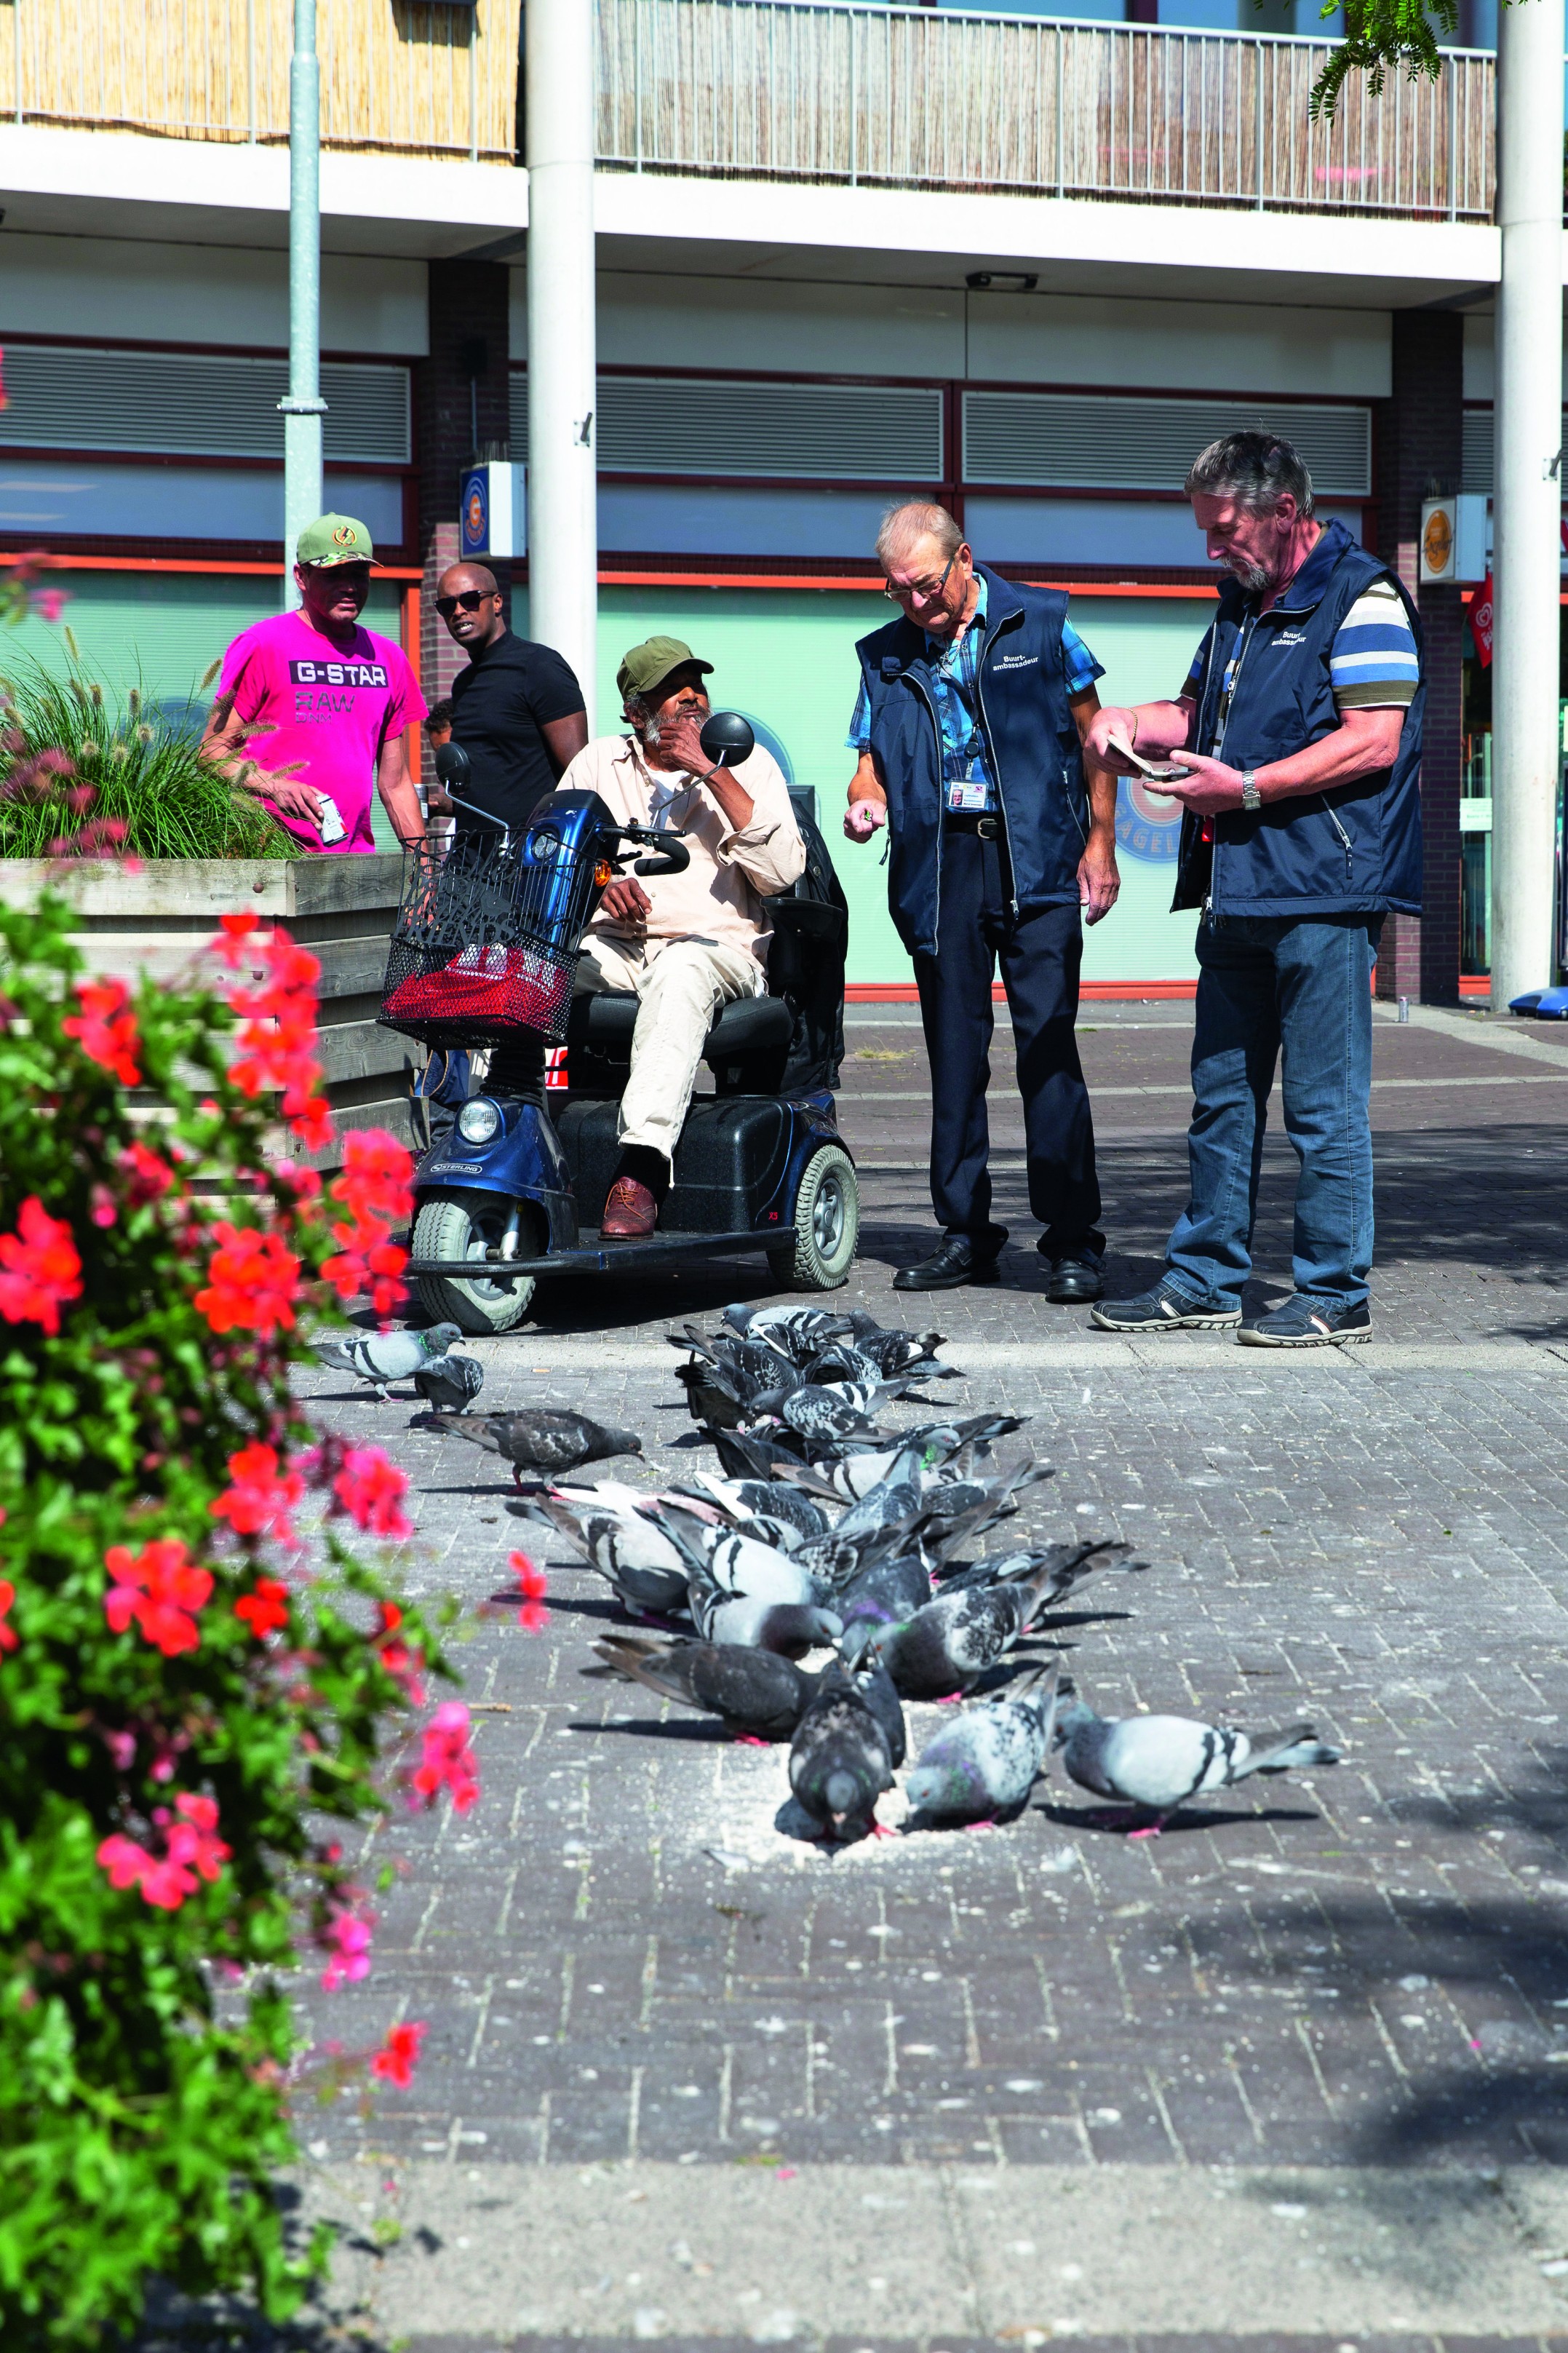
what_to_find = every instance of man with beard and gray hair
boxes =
[1086,430,1423,1349]
[555,636,805,1238]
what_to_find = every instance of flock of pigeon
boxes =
[318,1304,1342,1848]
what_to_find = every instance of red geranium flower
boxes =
[103,1537,213,1656]
[321,1219,409,1316]
[234,1576,290,1639]
[509,1550,549,1634]
[334,1130,416,1226]
[96,1792,230,1910]
[0,1197,83,1336]
[370,2018,427,2088]
[211,910,260,970]
[119,1138,177,1207]
[0,1578,17,1654]
[211,1441,305,1544]
[194,1223,301,1338]
[62,975,141,1086]
[289,1094,335,1152]
[331,1445,413,1541]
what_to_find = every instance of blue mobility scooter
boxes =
[378,717,859,1337]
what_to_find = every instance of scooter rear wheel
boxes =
[768,1143,858,1291]
[412,1191,538,1335]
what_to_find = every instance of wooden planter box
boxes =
[0,855,415,1153]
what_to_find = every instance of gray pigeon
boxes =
[1053,1678,1342,1834]
[592,1634,819,1741]
[428,1408,642,1486]
[854,1543,1132,1699]
[314,1321,463,1400]
[905,1664,1061,1825]
[412,1352,485,1413]
[721,1303,853,1354]
[788,1660,905,1844]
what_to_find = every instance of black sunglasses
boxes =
[436,588,496,618]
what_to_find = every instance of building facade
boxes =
[0,0,1532,998]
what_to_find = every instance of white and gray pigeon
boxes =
[428,1408,642,1487]
[511,1484,690,1618]
[905,1664,1061,1825]
[1052,1678,1342,1834]
[721,1302,854,1353]
[314,1321,463,1400]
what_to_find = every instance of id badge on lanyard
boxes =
[944,726,989,813]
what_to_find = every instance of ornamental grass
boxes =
[0,882,482,2349]
[0,644,297,860]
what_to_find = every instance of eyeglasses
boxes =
[436,588,497,618]
[883,552,958,606]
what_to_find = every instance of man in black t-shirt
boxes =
[435,563,589,833]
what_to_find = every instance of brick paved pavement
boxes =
[152,1003,1568,2353]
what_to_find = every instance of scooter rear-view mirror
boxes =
[699,711,755,769]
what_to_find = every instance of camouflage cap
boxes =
[296,513,375,568]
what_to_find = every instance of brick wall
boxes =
[413,259,514,763]
[1374,309,1464,1005]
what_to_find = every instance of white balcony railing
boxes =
[596,0,1495,222]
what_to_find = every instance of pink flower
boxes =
[411,1702,479,1814]
[320,1903,375,1992]
[332,1445,413,1541]
[370,2018,427,2089]
[96,1792,229,1910]
[33,587,68,624]
[0,1578,16,1655]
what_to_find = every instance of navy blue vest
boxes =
[854,566,1089,958]
[1173,519,1424,919]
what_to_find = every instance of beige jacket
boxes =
[558,732,806,969]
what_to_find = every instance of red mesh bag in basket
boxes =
[383,943,573,1036]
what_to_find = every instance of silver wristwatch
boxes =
[1240,769,1262,812]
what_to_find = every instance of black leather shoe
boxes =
[893,1231,1006,1292]
[1045,1254,1104,1304]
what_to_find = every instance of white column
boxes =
[279,0,326,609]
[525,0,598,727]
[1490,0,1565,1004]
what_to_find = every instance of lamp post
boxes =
[279,0,327,608]
[1489,0,1565,1006]
[525,0,597,726]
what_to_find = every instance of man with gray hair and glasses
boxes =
[845,499,1120,1296]
[1087,430,1422,1348]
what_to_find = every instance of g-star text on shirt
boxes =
[295,689,360,721]
[287,659,389,689]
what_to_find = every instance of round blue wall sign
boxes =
[1115,776,1183,864]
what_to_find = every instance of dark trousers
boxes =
[912,828,1102,1252]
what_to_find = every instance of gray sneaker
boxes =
[1238,1294,1372,1348]
[1090,1277,1241,1333]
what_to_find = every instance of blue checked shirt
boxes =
[848,581,1104,814]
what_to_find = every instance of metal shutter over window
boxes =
[510,373,943,481]
[963,392,1372,498]
[0,345,411,463]
[1460,407,1568,496]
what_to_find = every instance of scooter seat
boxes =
[566,988,792,1068]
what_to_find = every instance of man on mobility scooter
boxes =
[381,640,859,1336]
[560,635,805,1238]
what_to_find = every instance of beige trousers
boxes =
[573,931,762,1168]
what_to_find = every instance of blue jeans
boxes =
[1165,913,1383,1312]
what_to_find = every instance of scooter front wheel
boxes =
[412,1191,539,1336]
[768,1143,859,1291]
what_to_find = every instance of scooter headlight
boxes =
[456,1098,502,1146]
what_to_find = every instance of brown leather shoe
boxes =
[600,1175,658,1239]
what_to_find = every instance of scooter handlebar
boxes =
[608,820,692,878]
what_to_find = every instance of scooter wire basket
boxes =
[378,820,603,1051]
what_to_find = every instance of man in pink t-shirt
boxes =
[204,513,427,854]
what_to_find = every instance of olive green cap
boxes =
[616,635,712,703]
[295,513,375,568]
